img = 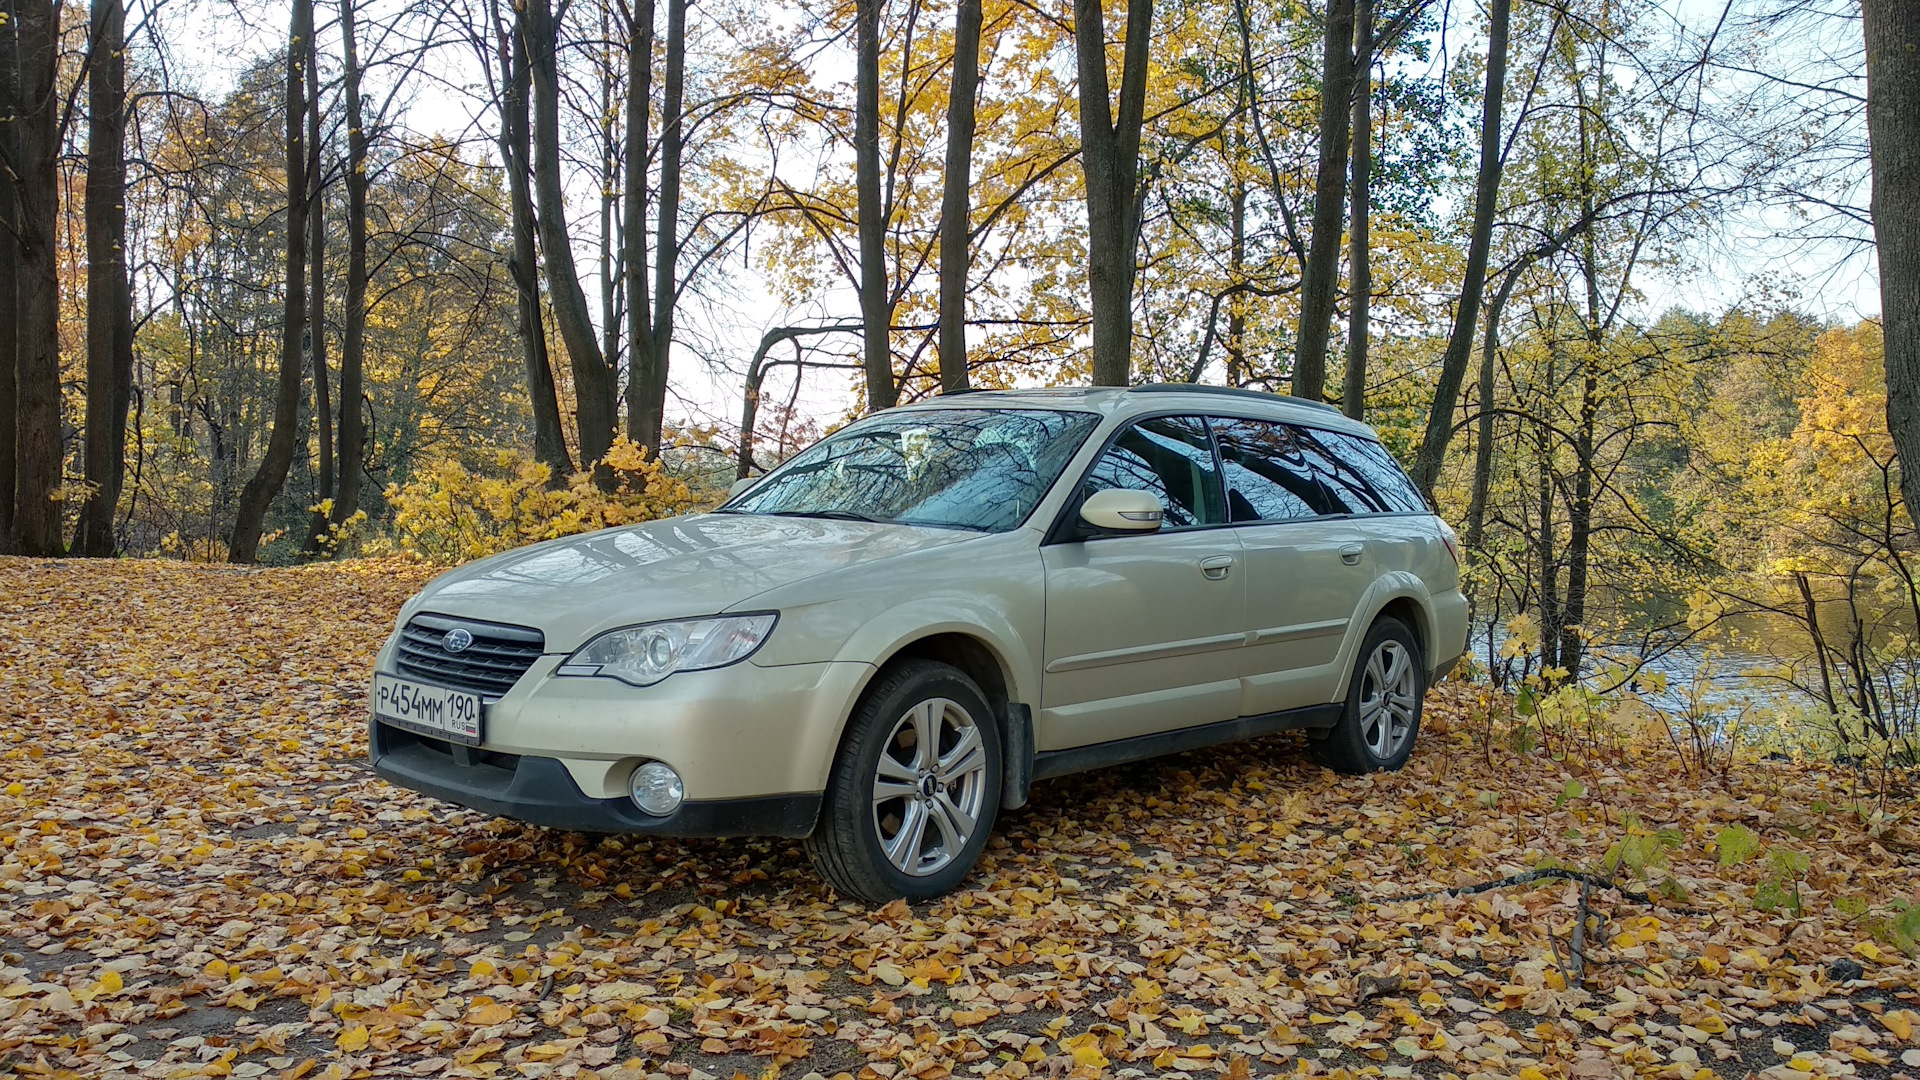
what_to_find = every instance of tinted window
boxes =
[1213,417,1344,521]
[726,408,1100,532]
[1314,431,1430,513]
[1082,415,1224,528]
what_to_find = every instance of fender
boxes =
[828,599,1041,714]
[1328,572,1435,699]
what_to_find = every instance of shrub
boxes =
[382,438,717,564]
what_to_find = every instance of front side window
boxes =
[724,408,1100,532]
[1081,415,1224,529]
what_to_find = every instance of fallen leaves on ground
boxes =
[1,557,1917,1080]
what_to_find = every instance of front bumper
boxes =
[370,721,822,836]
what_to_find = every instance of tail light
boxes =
[1438,520,1461,566]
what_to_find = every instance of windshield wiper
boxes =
[765,508,892,524]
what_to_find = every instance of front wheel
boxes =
[1313,617,1425,774]
[807,660,1002,903]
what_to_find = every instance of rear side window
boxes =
[1212,417,1335,521]
[1082,415,1224,528]
[1310,430,1430,514]
[1212,417,1427,520]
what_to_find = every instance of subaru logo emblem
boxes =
[442,628,474,653]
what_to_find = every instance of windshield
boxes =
[723,408,1100,532]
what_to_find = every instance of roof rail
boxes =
[1126,382,1346,415]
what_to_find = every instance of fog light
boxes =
[629,761,684,816]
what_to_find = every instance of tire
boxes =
[806,660,1003,903]
[1312,617,1425,774]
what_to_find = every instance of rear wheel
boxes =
[807,660,1002,902]
[1313,617,1424,774]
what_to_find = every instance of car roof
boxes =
[890,384,1379,438]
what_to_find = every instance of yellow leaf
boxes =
[469,959,496,977]
[1882,1011,1914,1042]
[96,970,123,995]
[1070,1045,1109,1070]
[337,1024,370,1052]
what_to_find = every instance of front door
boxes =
[1039,415,1246,750]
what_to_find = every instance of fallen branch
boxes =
[1378,869,1709,915]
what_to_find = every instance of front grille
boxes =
[395,613,545,698]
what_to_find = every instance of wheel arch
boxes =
[1331,574,1436,699]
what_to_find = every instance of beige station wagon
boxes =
[369,385,1469,901]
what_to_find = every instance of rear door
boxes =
[1212,417,1377,714]
[1038,415,1247,750]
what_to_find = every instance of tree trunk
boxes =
[0,0,16,550]
[497,0,574,483]
[331,0,369,529]
[10,0,64,557]
[301,38,333,554]
[1291,0,1354,402]
[1864,0,1920,526]
[1075,0,1152,387]
[641,0,684,447]
[936,0,982,394]
[1534,345,1559,677]
[525,0,617,471]
[229,0,312,563]
[1410,0,1509,497]
[76,0,133,556]
[598,0,619,398]
[1226,174,1246,386]
[856,0,896,409]
[1463,272,1517,550]
[1340,0,1370,420]
[624,0,654,444]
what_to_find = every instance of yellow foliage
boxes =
[383,437,715,563]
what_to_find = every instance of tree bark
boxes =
[0,0,16,550]
[1410,0,1509,496]
[331,0,369,529]
[10,0,65,556]
[301,37,333,554]
[624,0,654,444]
[229,0,313,563]
[1075,0,1152,387]
[1864,0,1920,526]
[76,0,133,556]
[640,0,684,447]
[936,0,982,394]
[525,0,617,471]
[496,0,574,483]
[1291,0,1354,402]
[1340,0,1370,421]
[856,0,896,409]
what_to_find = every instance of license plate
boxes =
[373,673,484,746]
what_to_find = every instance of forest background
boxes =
[1,0,1918,767]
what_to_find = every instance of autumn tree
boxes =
[229,0,313,563]
[1076,0,1152,387]
[8,0,65,556]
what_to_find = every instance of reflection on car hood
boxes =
[409,513,974,651]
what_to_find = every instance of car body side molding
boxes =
[1029,702,1344,782]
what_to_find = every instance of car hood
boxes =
[405,513,977,652]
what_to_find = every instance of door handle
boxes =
[1339,543,1365,565]
[1199,554,1235,580]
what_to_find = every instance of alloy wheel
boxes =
[871,697,989,876]
[1359,639,1419,760]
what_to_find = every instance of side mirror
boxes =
[727,477,756,499]
[1079,489,1164,533]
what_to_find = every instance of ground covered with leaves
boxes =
[2,558,1919,1080]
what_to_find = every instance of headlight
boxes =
[556,614,777,686]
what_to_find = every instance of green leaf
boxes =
[1554,779,1586,808]
[1716,824,1760,866]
